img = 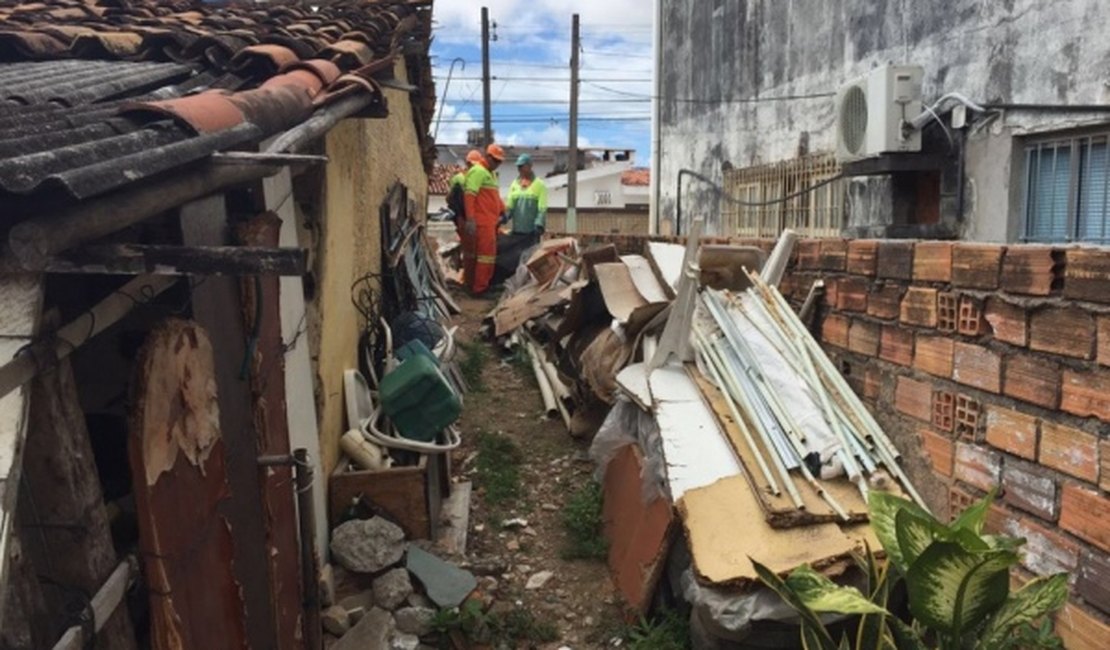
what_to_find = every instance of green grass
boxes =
[562,480,608,560]
[431,600,558,647]
[621,609,691,650]
[475,431,522,507]
[459,341,489,391]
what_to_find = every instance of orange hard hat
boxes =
[486,143,506,161]
[465,149,483,165]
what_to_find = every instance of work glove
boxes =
[498,213,509,226]
[535,226,545,236]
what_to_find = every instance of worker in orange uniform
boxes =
[447,149,483,236]
[463,143,506,295]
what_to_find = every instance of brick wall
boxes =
[557,232,1110,647]
[777,239,1110,648]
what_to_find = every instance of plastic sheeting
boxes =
[589,397,669,504]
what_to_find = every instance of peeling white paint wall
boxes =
[658,0,1110,241]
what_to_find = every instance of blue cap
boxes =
[516,153,533,167]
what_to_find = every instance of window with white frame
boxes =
[594,189,612,206]
[1023,133,1110,243]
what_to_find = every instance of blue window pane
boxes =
[1026,145,1071,242]
[1078,140,1109,243]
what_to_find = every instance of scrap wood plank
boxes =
[603,444,675,614]
[677,475,865,588]
[0,274,43,630]
[692,373,872,528]
[129,319,248,650]
[238,212,305,650]
[649,364,742,500]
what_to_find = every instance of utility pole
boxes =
[481,7,493,146]
[566,13,580,233]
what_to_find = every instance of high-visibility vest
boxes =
[506,176,548,234]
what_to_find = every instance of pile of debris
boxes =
[326,516,477,649]
[485,226,927,642]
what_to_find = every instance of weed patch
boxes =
[562,480,607,560]
[622,609,690,650]
[459,341,489,391]
[431,600,558,646]
[475,431,522,506]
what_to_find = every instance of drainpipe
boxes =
[649,0,663,234]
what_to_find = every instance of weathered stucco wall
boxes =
[658,0,1110,239]
[311,59,428,476]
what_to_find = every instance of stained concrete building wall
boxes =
[657,0,1110,241]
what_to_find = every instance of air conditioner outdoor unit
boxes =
[835,65,924,163]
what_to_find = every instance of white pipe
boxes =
[760,229,798,287]
[52,558,137,650]
[530,348,559,419]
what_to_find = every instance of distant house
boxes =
[428,162,464,216]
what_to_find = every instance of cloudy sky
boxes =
[430,1,654,164]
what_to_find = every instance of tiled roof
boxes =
[0,0,435,206]
[621,167,650,187]
[428,162,462,195]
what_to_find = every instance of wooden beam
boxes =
[20,356,137,649]
[0,274,44,631]
[48,245,307,276]
[179,195,277,650]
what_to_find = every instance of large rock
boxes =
[330,518,407,573]
[394,606,435,636]
[332,607,394,650]
[373,568,414,610]
[322,605,350,636]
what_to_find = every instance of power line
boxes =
[436,116,651,124]
[586,82,835,103]
[446,98,651,105]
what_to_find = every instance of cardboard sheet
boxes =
[650,365,743,500]
[595,262,649,323]
[677,475,865,587]
[647,241,686,294]
[621,254,670,303]
[490,281,584,336]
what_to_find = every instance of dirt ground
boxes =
[449,293,627,648]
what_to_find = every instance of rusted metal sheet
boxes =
[239,212,305,650]
[129,319,248,650]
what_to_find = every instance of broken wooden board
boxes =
[490,281,583,337]
[436,480,472,558]
[603,445,675,614]
[650,364,742,500]
[238,212,304,650]
[692,373,872,528]
[129,319,248,650]
[595,262,649,323]
[677,474,868,588]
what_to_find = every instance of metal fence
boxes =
[721,153,845,238]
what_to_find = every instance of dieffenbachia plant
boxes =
[754,489,1069,650]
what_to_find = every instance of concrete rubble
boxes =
[330,517,407,573]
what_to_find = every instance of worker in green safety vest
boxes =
[503,153,547,243]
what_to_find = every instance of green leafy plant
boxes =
[562,480,608,560]
[475,431,522,506]
[754,489,1069,650]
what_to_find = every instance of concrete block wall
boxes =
[777,239,1110,649]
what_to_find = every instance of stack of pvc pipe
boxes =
[692,269,928,517]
